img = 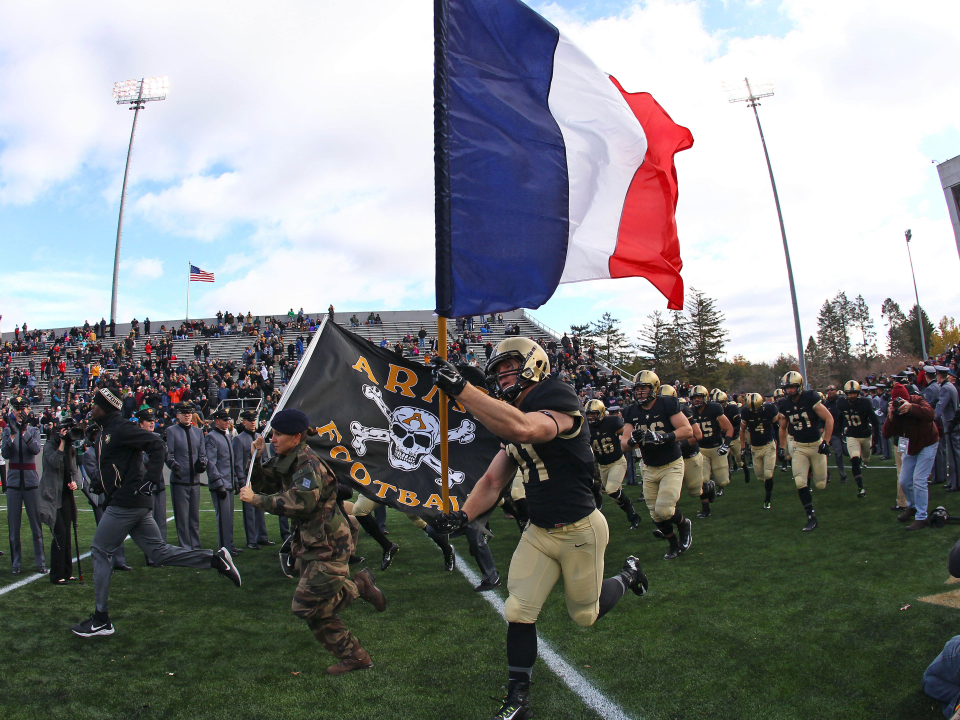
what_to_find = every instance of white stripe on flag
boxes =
[549,32,647,285]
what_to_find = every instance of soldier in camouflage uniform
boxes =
[238,408,386,675]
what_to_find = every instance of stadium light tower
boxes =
[727,78,807,385]
[904,229,928,360]
[109,76,169,327]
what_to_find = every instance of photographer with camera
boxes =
[165,401,207,550]
[884,382,939,530]
[38,418,82,584]
[1,395,45,575]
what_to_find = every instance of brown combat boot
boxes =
[353,568,387,612]
[327,647,373,675]
[897,507,917,522]
[906,518,930,531]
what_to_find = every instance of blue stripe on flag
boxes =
[435,0,569,318]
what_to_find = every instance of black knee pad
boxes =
[670,509,684,525]
[655,520,673,535]
[851,456,862,474]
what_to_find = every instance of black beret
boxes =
[137,408,156,422]
[271,408,309,436]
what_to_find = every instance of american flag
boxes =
[189,265,215,282]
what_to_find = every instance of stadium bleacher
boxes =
[1,309,588,413]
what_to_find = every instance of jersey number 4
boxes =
[592,437,618,456]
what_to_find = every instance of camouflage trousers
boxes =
[292,561,361,659]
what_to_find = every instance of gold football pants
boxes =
[752,442,776,481]
[700,446,731,488]
[683,454,703,497]
[349,494,426,529]
[791,439,827,490]
[642,457,684,522]
[504,509,609,627]
[599,456,627,494]
[846,436,872,462]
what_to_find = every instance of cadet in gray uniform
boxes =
[137,408,168,565]
[205,410,242,555]
[233,411,273,549]
[81,436,130,571]
[1,395,45,575]
[165,402,206,550]
[937,367,960,491]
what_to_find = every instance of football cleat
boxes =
[763,502,771,510]
[857,489,866,498]
[696,509,710,519]
[621,555,648,596]
[802,515,819,532]
[213,548,241,587]
[663,537,682,560]
[628,513,642,530]
[474,578,502,592]
[715,487,724,497]
[677,518,693,552]
[380,543,400,571]
[443,545,456,572]
[492,682,533,720]
[651,528,666,540]
[72,614,114,638]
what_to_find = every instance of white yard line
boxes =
[0,514,175,597]
[452,549,635,720]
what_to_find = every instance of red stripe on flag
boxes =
[607,76,693,311]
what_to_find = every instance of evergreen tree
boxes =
[851,294,877,361]
[906,304,935,360]
[816,292,853,372]
[636,311,669,369]
[805,335,829,389]
[685,288,728,384]
[588,312,631,366]
[663,310,690,373]
[881,298,912,356]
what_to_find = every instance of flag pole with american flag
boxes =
[187,262,215,320]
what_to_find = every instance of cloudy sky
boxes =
[1,0,958,361]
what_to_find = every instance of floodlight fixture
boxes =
[727,77,808,385]
[112,76,169,104]
[108,76,168,327]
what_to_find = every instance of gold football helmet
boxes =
[843,380,861,398]
[659,385,677,397]
[773,388,785,400]
[485,337,550,402]
[744,392,764,412]
[690,385,708,407]
[585,399,606,423]
[633,370,661,402]
[780,371,804,397]
[710,389,728,404]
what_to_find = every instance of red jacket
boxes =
[882,394,939,455]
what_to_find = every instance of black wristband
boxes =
[627,437,638,448]
[678,438,689,450]
[722,436,733,445]
[664,431,676,444]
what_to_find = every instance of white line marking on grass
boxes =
[0,515,175,597]
[452,549,635,720]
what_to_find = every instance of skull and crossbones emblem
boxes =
[350,384,475,486]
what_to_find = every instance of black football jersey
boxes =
[724,402,741,429]
[504,378,596,528]
[623,396,683,467]
[589,415,624,465]
[837,396,877,439]
[740,402,779,446]
[691,401,726,448]
[777,390,824,443]
[679,404,701,459]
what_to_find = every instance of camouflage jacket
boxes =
[250,440,353,571]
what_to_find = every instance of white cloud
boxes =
[121,257,164,280]
[0,0,959,362]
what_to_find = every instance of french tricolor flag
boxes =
[434,0,693,317]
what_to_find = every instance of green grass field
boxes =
[1,458,957,720]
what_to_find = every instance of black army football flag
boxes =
[273,319,500,520]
